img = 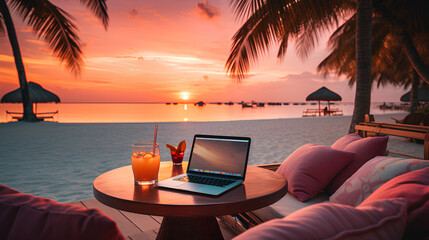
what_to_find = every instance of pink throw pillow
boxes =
[361,167,429,240]
[0,184,125,240]
[233,198,407,240]
[330,156,429,206]
[327,133,388,194]
[276,144,353,201]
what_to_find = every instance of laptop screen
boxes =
[187,135,251,178]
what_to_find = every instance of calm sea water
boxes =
[0,102,411,203]
[0,102,406,123]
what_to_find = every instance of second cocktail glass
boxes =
[131,143,160,185]
[170,150,184,165]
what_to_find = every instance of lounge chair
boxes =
[391,112,425,125]
[422,113,429,126]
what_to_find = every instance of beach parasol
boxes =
[400,86,429,102]
[1,82,60,113]
[306,86,342,116]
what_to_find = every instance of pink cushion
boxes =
[330,156,429,206]
[0,184,125,240]
[361,167,429,240]
[233,198,407,240]
[327,133,388,194]
[276,144,353,201]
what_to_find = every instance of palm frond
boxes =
[277,35,288,59]
[227,0,354,80]
[226,0,292,81]
[327,14,356,50]
[293,0,352,59]
[230,0,267,21]
[80,0,108,29]
[318,13,418,89]
[9,0,83,74]
[0,13,5,36]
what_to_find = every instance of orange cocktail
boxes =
[131,143,160,185]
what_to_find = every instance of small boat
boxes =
[300,103,306,105]
[224,101,234,105]
[310,102,317,105]
[283,102,289,105]
[166,102,171,105]
[257,103,265,107]
[194,101,206,106]
[242,103,253,108]
[293,103,299,105]
[173,103,178,105]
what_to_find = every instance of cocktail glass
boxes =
[170,150,184,165]
[131,143,160,185]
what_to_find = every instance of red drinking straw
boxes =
[153,125,158,154]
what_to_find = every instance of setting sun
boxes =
[181,92,189,101]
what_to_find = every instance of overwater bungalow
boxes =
[1,82,60,122]
[303,86,343,117]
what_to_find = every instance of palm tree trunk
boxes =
[349,0,373,133]
[401,32,429,86]
[410,70,420,113]
[0,0,37,121]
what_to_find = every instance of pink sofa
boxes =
[0,184,125,240]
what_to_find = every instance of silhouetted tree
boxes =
[0,0,108,121]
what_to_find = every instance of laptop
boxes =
[156,134,251,196]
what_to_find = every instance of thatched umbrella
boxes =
[400,86,429,102]
[1,82,60,113]
[306,86,342,116]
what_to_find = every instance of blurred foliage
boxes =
[415,106,429,114]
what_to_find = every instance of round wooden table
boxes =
[93,162,287,240]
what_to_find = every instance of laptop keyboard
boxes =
[175,175,234,187]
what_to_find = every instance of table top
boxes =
[93,162,287,217]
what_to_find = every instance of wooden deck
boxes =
[68,198,239,240]
[302,108,343,117]
[6,110,58,122]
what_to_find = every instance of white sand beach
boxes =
[0,112,423,202]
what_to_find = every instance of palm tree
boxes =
[351,0,372,133]
[317,3,429,114]
[226,0,354,80]
[0,0,108,121]
[375,0,429,85]
[225,0,373,133]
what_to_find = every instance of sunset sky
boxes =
[0,0,408,103]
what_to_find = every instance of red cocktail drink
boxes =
[170,150,184,165]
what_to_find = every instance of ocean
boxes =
[0,102,406,123]
[0,103,416,203]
